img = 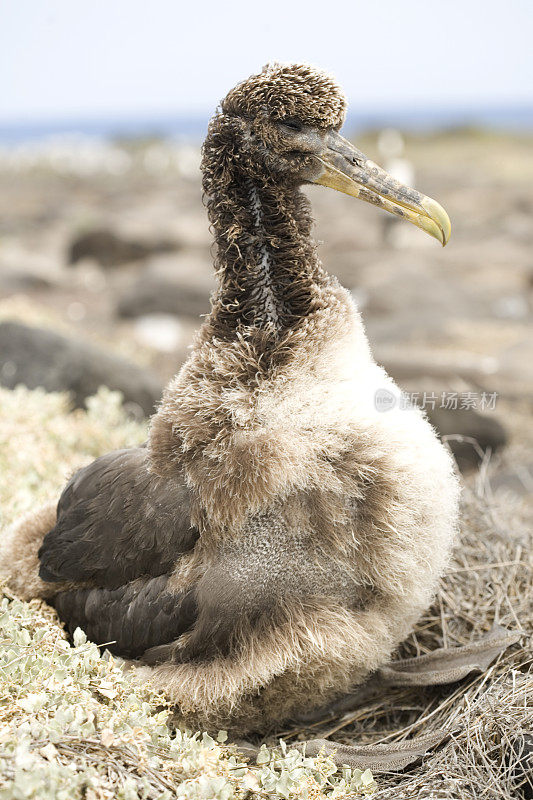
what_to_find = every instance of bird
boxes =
[0,63,459,735]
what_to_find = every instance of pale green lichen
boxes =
[0,385,377,799]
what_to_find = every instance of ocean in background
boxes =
[1,104,532,146]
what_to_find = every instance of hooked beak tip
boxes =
[420,196,452,247]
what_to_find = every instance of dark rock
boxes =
[116,275,210,320]
[0,321,162,416]
[67,228,179,268]
[427,406,507,472]
[0,269,53,292]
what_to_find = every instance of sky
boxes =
[1,0,533,122]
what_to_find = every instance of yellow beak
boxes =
[311,132,451,246]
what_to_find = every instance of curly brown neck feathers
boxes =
[201,115,333,344]
[149,113,358,528]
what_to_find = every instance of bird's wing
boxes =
[53,576,198,658]
[38,446,198,589]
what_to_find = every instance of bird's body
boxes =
[1,64,459,734]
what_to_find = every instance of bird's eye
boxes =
[279,119,303,133]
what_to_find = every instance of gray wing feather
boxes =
[38,446,198,588]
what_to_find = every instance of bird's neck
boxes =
[150,163,365,524]
[205,174,333,341]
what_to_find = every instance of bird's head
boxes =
[208,62,450,246]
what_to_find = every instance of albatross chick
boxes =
[1,63,459,735]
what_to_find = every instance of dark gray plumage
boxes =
[54,578,197,659]
[38,447,199,656]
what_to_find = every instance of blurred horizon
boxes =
[2,0,532,142]
[1,102,533,147]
